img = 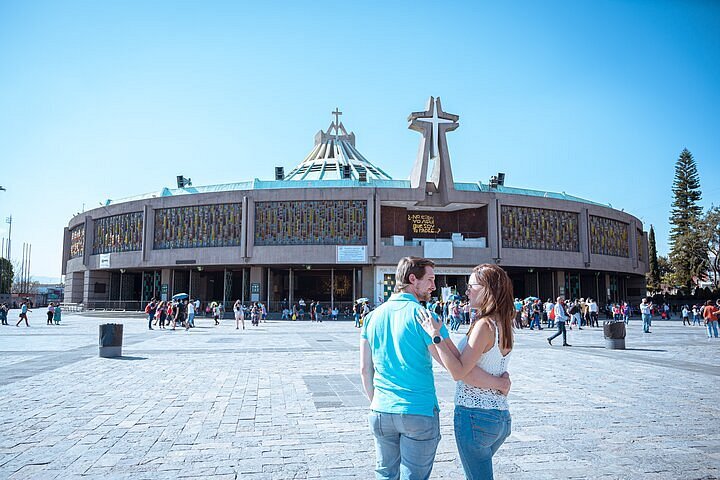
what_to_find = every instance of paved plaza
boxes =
[0,311,718,479]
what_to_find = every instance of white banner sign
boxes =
[423,241,453,259]
[337,245,367,263]
[99,254,111,269]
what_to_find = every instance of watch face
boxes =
[433,335,442,344]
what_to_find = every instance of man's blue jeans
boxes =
[453,406,511,480]
[642,313,652,333]
[369,410,440,480]
[707,321,719,338]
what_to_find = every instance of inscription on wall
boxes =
[408,214,442,235]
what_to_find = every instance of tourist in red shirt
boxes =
[702,300,718,338]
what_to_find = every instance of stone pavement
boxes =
[0,312,718,479]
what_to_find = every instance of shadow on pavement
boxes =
[573,345,667,352]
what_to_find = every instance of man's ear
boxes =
[408,273,417,285]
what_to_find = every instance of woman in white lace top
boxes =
[419,264,514,480]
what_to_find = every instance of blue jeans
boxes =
[454,406,511,480]
[188,312,195,327]
[355,313,360,327]
[642,313,652,333]
[529,313,541,329]
[548,321,567,344]
[707,321,719,338]
[368,410,440,480]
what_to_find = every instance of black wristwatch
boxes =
[432,335,442,344]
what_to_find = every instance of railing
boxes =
[84,300,144,312]
[60,302,84,312]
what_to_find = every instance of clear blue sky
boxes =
[1,0,718,280]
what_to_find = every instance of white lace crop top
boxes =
[454,320,511,410]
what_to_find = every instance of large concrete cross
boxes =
[408,96,459,194]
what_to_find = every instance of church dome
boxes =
[284,109,392,181]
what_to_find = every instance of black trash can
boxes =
[99,323,123,358]
[603,320,626,350]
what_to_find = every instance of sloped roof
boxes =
[283,115,392,181]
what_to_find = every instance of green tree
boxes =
[668,148,706,290]
[646,225,660,291]
[0,257,13,294]
[696,206,720,289]
[657,255,674,288]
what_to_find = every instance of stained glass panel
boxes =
[153,203,242,249]
[501,206,579,252]
[93,212,143,254]
[589,215,629,257]
[69,224,85,259]
[254,200,367,246]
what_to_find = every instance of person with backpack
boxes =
[544,299,555,328]
[145,299,157,330]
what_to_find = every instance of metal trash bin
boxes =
[603,320,626,350]
[99,323,123,358]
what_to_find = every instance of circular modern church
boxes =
[62,97,648,312]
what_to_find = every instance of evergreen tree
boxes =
[0,257,12,294]
[668,148,706,289]
[647,225,660,291]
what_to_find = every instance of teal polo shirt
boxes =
[361,292,449,417]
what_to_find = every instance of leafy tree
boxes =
[696,206,720,289]
[668,149,706,290]
[0,257,12,294]
[647,225,660,291]
[657,255,675,288]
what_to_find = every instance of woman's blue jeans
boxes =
[454,406,511,480]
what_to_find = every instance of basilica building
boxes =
[62,97,648,311]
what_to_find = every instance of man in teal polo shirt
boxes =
[360,256,511,480]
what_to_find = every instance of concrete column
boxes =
[556,271,565,298]
[267,267,271,308]
[61,227,70,276]
[288,268,293,308]
[250,266,263,302]
[83,216,93,268]
[488,198,500,261]
[368,192,377,259]
[242,268,247,304]
[246,198,255,258]
[580,208,590,266]
[241,196,248,259]
[630,222,639,269]
[142,205,152,262]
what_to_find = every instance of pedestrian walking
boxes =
[213,302,221,325]
[0,303,8,325]
[187,299,196,328]
[682,305,691,326]
[234,299,245,330]
[547,296,571,346]
[16,302,31,327]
